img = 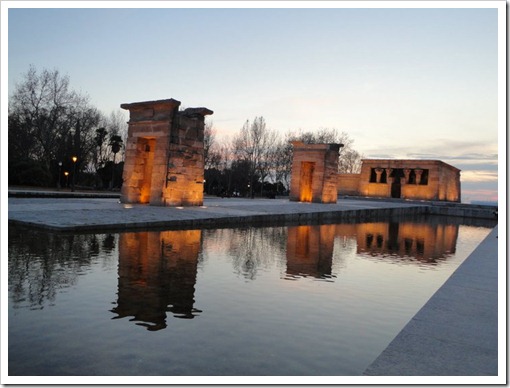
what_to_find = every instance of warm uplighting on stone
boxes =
[289,141,343,204]
[338,159,461,202]
[120,98,213,207]
[286,225,335,278]
[355,220,458,261]
[112,230,202,330]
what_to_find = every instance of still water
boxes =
[8,215,495,376]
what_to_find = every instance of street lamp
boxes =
[64,171,69,188]
[57,162,62,190]
[71,156,78,192]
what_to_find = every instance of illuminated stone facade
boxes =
[120,98,213,206]
[338,159,461,202]
[289,142,343,203]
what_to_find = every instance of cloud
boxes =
[407,153,498,162]
[461,170,498,183]
[363,138,497,161]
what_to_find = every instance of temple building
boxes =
[338,159,461,202]
[120,98,213,206]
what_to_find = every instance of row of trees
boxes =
[8,66,126,189]
[204,117,363,198]
[9,66,363,195]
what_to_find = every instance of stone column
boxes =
[375,168,384,183]
[403,169,411,184]
[415,169,423,185]
[385,168,393,181]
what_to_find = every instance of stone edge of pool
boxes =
[7,194,497,233]
[363,225,499,377]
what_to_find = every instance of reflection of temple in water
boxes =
[111,230,201,331]
[286,225,335,279]
[285,219,460,279]
[355,220,458,262]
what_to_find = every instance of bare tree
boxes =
[204,119,216,170]
[232,116,274,198]
[9,66,95,169]
[272,132,295,191]
[338,148,364,174]
[9,66,102,187]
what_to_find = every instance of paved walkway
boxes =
[8,196,426,232]
[363,225,500,377]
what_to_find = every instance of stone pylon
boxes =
[120,98,213,206]
[289,141,343,204]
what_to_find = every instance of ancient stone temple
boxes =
[289,141,343,203]
[338,159,461,202]
[120,98,213,206]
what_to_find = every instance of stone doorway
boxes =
[391,180,401,198]
[390,169,404,199]
[137,138,156,204]
[299,162,315,202]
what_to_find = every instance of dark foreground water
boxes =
[8,215,495,377]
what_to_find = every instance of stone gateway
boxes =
[289,142,344,204]
[120,98,213,206]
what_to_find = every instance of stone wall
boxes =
[337,173,361,195]
[120,99,212,206]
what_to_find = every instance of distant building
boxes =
[338,159,461,202]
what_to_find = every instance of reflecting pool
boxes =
[8,215,496,376]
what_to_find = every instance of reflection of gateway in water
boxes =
[286,225,336,279]
[110,220,460,326]
[111,230,202,331]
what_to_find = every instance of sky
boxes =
[2,1,504,204]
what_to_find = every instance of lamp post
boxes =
[64,171,69,188]
[57,162,62,190]
[71,156,78,192]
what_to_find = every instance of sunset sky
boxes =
[2,1,504,203]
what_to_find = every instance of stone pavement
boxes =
[363,226,500,378]
[8,196,427,232]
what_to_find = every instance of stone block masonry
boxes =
[120,99,213,206]
[289,142,343,204]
